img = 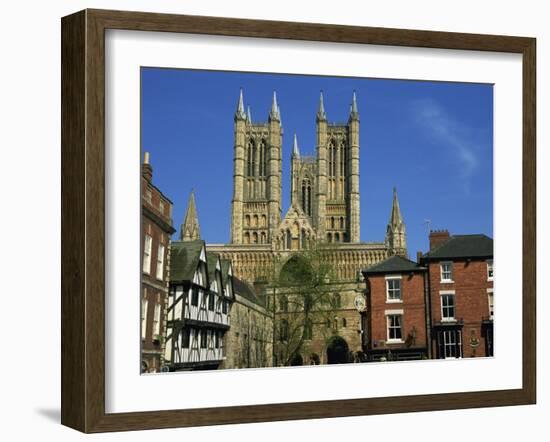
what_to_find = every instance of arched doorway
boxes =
[289,353,303,366]
[326,336,350,364]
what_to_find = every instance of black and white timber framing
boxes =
[164,240,235,370]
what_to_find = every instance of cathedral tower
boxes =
[314,91,360,243]
[385,187,407,257]
[230,89,282,244]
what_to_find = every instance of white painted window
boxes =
[487,259,494,281]
[143,235,152,274]
[442,329,462,358]
[488,289,494,319]
[386,276,402,302]
[386,314,403,342]
[153,303,161,336]
[440,261,453,282]
[156,243,165,280]
[141,298,148,339]
[440,291,456,321]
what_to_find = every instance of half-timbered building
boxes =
[163,199,236,370]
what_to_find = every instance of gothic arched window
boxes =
[300,229,306,249]
[259,139,267,176]
[244,232,250,244]
[340,142,345,175]
[252,232,258,244]
[246,139,256,177]
[260,232,266,244]
[331,217,335,229]
[327,233,332,243]
[245,215,250,227]
[261,214,267,227]
[340,217,344,229]
[335,232,340,242]
[328,140,336,177]
[286,229,292,250]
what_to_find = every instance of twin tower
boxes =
[230,88,362,248]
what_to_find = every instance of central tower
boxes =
[230,90,282,244]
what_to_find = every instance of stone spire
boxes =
[386,187,407,257]
[317,90,327,121]
[246,105,252,123]
[235,88,246,120]
[292,133,300,158]
[269,90,280,121]
[389,187,404,227]
[181,191,201,241]
[350,90,359,119]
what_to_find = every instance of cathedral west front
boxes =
[198,89,408,364]
[206,89,407,283]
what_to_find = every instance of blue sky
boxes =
[141,68,493,256]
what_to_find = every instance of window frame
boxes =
[441,329,462,359]
[440,290,456,322]
[385,275,403,303]
[440,261,454,282]
[487,288,494,320]
[141,298,148,340]
[155,243,165,280]
[385,311,404,343]
[487,259,494,281]
[152,302,161,336]
[142,234,153,274]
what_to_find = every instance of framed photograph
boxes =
[61,9,536,433]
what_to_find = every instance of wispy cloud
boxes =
[411,98,481,185]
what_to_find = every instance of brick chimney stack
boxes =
[429,229,450,251]
[142,151,153,182]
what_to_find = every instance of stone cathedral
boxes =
[188,89,408,363]
[205,89,407,284]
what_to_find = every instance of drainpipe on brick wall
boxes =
[422,263,433,359]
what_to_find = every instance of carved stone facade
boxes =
[206,90,409,364]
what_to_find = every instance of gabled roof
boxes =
[206,252,221,283]
[423,234,493,260]
[362,255,425,275]
[169,240,205,282]
[220,259,233,285]
[233,277,266,307]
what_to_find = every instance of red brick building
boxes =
[141,152,176,373]
[421,231,494,359]
[362,255,429,361]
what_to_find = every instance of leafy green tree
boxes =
[265,241,346,366]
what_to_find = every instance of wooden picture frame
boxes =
[61,8,536,433]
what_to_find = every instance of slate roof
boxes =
[362,255,425,275]
[233,277,266,307]
[169,240,205,282]
[423,234,493,260]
